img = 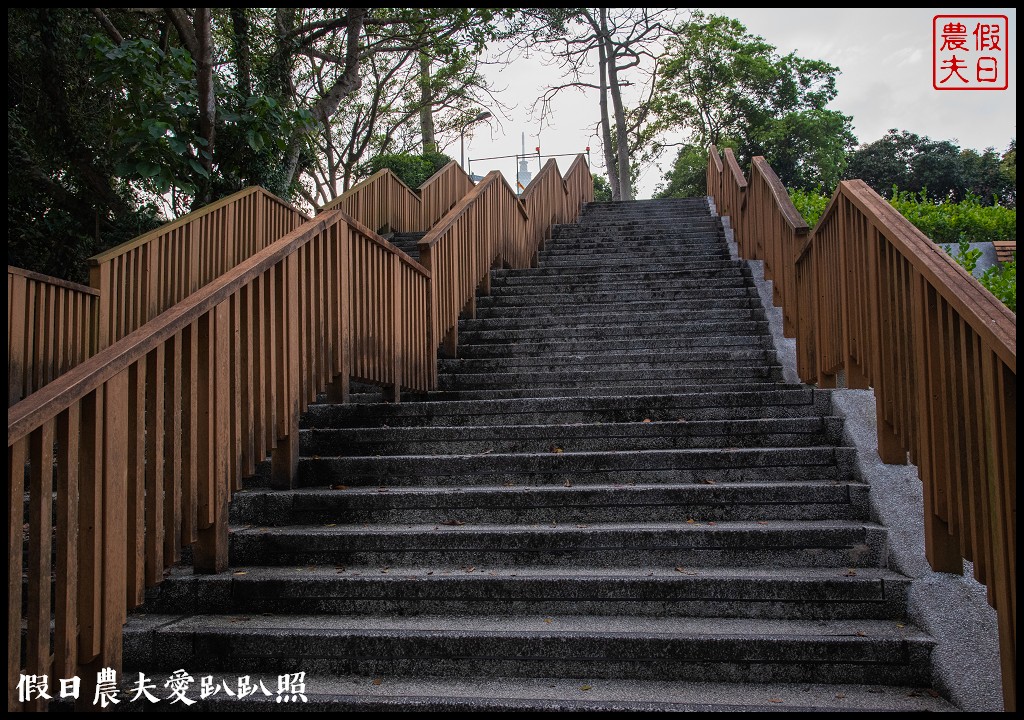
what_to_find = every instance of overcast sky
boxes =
[463,8,1017,198]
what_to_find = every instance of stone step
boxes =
[486,274,752,297]
[476,287,759,307]
[440,347,776,371]
[450,334,773,357]
[380,381,786,403]
[107,674,954,712]
[436,366,783,391]
[295,446,855,488]
[232,482,866,527]
[147,564,906,620]
[457,320,770,343]
[459,309,767,333]
[494,262,741,283]
[300,416,840,456]
[123,614,931,686]
[472,296,762,319]
[301,389,833,428]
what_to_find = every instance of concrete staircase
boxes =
[124,198,951,711]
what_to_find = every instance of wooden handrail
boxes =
[8,206,433,711]
[419,155,590,357]
[419,160,475,229]
[708,148,1017,711]
[318,168,423,233]
[8,154,591,711]
[88,187,309,348]
[8,267,99,405]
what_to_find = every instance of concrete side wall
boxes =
[713,201,1003,712]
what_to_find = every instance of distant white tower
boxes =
[517,132,532,194]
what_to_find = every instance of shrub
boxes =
[363,151,454,190]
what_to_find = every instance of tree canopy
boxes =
[846,130,1015,206]
[653,11,855,198]
[8,7,508,280]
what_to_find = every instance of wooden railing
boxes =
[318,169,422,233]
[8,267,99,406]
[419,161,475,229]
[522,159,570,255]
[88,187,308,348]
[7,207,431,711]
[708,148,1017,711]
[419,170,529,356]
[564,153,596,218]
[8,154,589,711]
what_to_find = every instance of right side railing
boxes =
[708,149,1017,711]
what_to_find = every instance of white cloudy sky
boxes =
[460,8,1017,198]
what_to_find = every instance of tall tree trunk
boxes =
[195,8,216,202]
[597,33,620,201]
[418,52,437,153]
[282,8,366,189]
[600,10,633,201]
[230,8,252,97]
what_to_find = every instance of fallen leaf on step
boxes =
[686,518,696,524]
[835,693,846,699]
[464,566,476,573]
[580,685,592,692]
[440,519,464,526]
[768,698,783,704]
[844,569,857,576]
[377,486,390,493]
[926,690,941,698]
[232,571,247,576]
[895,623,905,629]
[563,479,573,487]
[551,445,564,453]
[324,523,337,527]
[855,631,867,637]
[427,571,434,576]
[642,418,652,423]
[707,521,716,526]
[699,478,716,485]
[380,568,389,574]
[757,521,768,525]
[576,524,589,528]
[371,678,383,686]
[332,484,349,491]
[544,617,554,624]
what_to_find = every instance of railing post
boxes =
[385,253,402,403]
[195,305,230,573]
[913,273,963,573]
[271,257,300,488]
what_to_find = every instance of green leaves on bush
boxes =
[789,189,1017,313]
[364,152,454,189]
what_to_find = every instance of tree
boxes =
[525,8,672,201]
[846,129,1015,205]
[653,11,855,194]
[8,8,508,278]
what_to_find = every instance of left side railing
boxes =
[8,267,99,406]
[318,169,422,233]
[88,187,308,349]
[7,207,432,711]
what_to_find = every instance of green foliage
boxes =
[654,12,855,193]
[945,239,1016,313]
[788,188,830,227]
[979,257,1015,312]
[846,130,1015,206]
[945,238,983,274]
[654,145,710,199]
[364,152,454,189]
[592,174,612,201]
[889,189,1016,245]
